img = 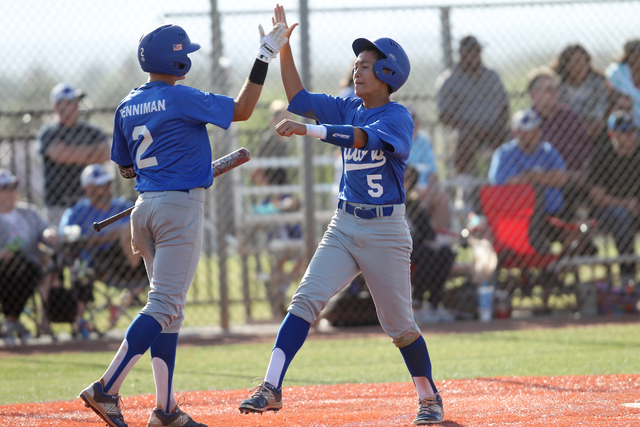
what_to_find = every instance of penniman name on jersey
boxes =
[120,100,166,118]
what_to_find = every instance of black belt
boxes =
[338,200,394,219]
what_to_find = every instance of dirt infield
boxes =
[3,374,640,426]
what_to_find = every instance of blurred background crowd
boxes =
[2,0,640,345]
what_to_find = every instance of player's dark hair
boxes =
[552,44,601,85]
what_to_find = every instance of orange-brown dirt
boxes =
[3,315,640,426]
[2,374,640,426]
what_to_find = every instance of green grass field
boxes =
[1,322,639,405]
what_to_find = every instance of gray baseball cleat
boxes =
[147,406,207,427]
[78,381,128,427]
[238,380,282,414]
[413,393,444,425]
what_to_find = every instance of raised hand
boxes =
[257,22,289,63]
[272,4,298,42]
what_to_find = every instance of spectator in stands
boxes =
[0,169,57,345]
[37,83,110,228]
[528,67,591,219]
[59,164,147,333]
[338,63,357,99]
[592,91,633,152]
[406,106,450,230]
[251,101,303,319]
[606,39,640,127]
[405,166,456,324]
[552,44,609,142]
[436,35,510,179]
[488,109,568,252]
[588,111,640,286]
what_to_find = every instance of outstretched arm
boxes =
[274,4,302,102]
[276,119,368,149]
[233,21,289,122]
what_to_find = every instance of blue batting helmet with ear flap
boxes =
[352,37,410,93]
[138,24,201,76]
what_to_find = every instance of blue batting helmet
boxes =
[352,37,410,93]
[138,24,201,76]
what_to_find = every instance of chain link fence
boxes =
[2,0,640,344]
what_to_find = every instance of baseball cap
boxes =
[81,164,113,187]
[512,109,542,132]
[460,35,482,51]
[0,169,18,188]
[50,83,84,106]
[607,110,636,132]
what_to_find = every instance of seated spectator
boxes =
[405,167,456,323]
[606,39,640,127]
[59,164,147,332]
[488,109,568,253]
[0,169,57,345]
[588,111,640,286]
[406,106,451,230]
[552,44,609,142]
[592,91,633,152]
[436,35,510,179]
[528,66,591,219]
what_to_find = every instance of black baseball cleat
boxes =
[147,406,207,427]
[413,393,444,425]
[239,380,282,414]
[78,381,128,427]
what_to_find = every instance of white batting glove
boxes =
[257,23,288,63]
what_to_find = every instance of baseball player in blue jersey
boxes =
[239,5,444,425]
[78,22,288,427]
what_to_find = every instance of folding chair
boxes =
[479,183,595,312]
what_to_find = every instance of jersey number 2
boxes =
[133,125,158,169]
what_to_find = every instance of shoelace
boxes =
[247,377,274,400]
[417,393,440,415]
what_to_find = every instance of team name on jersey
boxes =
[120,99,166,118]
[344,148,387,172]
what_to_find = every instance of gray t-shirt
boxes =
[0,202,50,268]
[557,72,608,124]
[436,64,509,129]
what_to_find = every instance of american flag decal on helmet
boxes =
[173,44,182,51]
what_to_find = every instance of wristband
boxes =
[305,124,327,139]
[249,59,269,85]
[322,125,355,148]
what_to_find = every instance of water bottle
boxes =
[478,280,494,322]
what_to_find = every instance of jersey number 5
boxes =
[133,125,158,169]
[367,174,383,197]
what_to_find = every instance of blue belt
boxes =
[338,200,394,219]
[140,189,190,194]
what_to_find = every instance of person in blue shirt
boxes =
[488,108,568,252]
[239,5,444,425]
[59,164,147,336]
[78,21,288,427]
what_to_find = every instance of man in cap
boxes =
[488,108,568,252]
[436,35,510,179]
[59,164,146,336]
[37,83,110,228]
[589,111,640,285]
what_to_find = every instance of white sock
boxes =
[152,357,176,412]
[264,348,286,388]
[413,376,435,399]
[102,339,142,395]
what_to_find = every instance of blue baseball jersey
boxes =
[111,81,235,192]
[288,89,413,205]
[59,197,133,263]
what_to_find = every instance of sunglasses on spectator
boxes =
[0,184,17,191]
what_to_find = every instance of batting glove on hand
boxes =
[257,23,288,63]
